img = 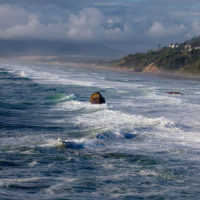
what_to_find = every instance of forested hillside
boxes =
[116,36,200,73]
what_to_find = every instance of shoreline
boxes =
[1,56,200,81]
[30,60,200,81]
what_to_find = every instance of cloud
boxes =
[0,5,131,43]
[148,22,165,37]
[0,4,34,28]
[0,18,68,40]
[66,8,105,40]
[65,8,135,43]
[0,4,68,40]
[148,22,188,39]
[0,1,199,53]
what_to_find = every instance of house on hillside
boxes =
[184,44,192,49]
[194,46,200,50]
[169,43,179,48]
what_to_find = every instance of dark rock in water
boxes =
[167,92,183,95]
[90,92,105,104]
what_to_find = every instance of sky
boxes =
[0,0,200,57]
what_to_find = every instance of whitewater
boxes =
[0,62,200,200]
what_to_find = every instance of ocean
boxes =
[0,62,200,200]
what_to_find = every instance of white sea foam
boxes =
[54,100,107,111]
[45,178,77,194]
[51,97,191,149]
[21,149,35,155]
[2,62,200,152]
[75,109,175,133]
[139,170,159,177]
[0,177,41,187]
[39,139,63,148]
[28,161,38,167]
[62,94,75,100]
[3,64,97,87]
[143,91,183,105]
[2,63,146,89]
[53,96,177,133]
[39,137,92,150]
[17,70,27,77]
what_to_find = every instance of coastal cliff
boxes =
[116,36,200,73]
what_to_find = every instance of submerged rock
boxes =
[167,92,183,95]
[90,92,105,104]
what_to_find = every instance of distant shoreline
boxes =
[1,56,200,81]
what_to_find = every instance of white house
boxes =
[169,43,179,48]
[184,44,192,49]
[194,46,200,50]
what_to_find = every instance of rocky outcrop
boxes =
[90,92,105,104]
[143,63,161,72]
[167,92,183,95]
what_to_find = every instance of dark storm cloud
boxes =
[0,0,199,52]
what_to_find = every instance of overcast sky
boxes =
[0,0,200,53]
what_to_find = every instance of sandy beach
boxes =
[1,56,200,81]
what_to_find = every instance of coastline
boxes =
[1,56,200,81]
